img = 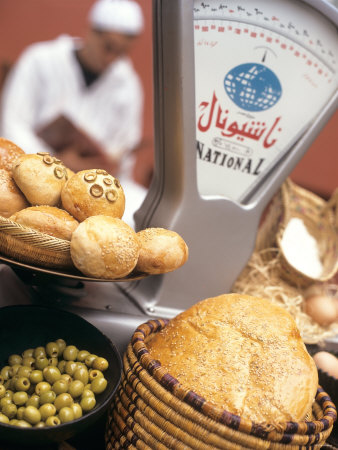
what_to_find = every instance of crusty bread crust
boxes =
[146,293,318,425]
[0,169,29,217]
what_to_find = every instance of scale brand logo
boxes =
[224,63,282,112]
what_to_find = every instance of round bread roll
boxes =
[61,169,125,222]
[135,228,188,274]
[12,153,68,206]
[146,293,318,425]
[70,215,139,278]
[0,137,25,172]
[0,169,29,217]
[10,206,79,241]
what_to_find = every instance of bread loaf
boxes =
[61,169,125,222]
[0,137,25,172]
[0,169,29,217]
[146,293,318,425]
[12,153,68,206]
[10,206,79,241]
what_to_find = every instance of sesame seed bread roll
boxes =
[70,215,139,279]
[135,228,188,274]
[0,137,25,172]
[61,169,125,222]
[12,153,68,206]
[0,169,29,217]
[146,293,318,425]
[10,206,79,241]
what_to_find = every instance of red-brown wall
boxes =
[0,1,336,198]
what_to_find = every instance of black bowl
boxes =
[0,304,122,447]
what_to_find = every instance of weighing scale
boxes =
[0,0,337,354]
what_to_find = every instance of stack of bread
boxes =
[106,293,337,448]
[0,138,188,279]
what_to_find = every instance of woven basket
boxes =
[256,179,338,288]
[0,215,73,269]
[105,319,337,449]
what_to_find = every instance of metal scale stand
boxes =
[2,0,338,355]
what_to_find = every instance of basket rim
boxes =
[0,215,71,250]
[131,319,337,439]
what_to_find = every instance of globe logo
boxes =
[224,63,282,112]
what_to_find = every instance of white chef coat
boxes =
[0,34,147,227]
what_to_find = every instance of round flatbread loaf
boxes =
[146,293,318,425]
[61,169,125,222]
[10,206,79,241]
[0,137,25,172]
[12,153,68,206]
[0,169,29,217]
[135,228,188,274]
[70,215,139,279]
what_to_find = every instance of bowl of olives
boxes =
[0,304,122,446]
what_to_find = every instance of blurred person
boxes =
[0,0,149,227]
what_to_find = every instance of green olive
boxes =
[4,390,14,400]
[9,364,21,377]
[22,348,34,358]
[9,419,19,426]
[71,403,83,419]
[16,419,32,428]
[45,415,61,427]
[92,357,109,372]
[33,347,46,358]
[89,369,104,381]
[65,361,77,376]
[54,393,73,411]
[35,381,51,396]
[34,356,49,371]
[12,391,29,406]
[16,406,25,420]
[48,357,58,367]
[39,390,56,405]
[0,384,6,399]
[55,339,67,354]
[57,360,67,374]
[26,394,40,408]
[15,377,30,392]
[60,374,72,384]
[91,377,107,394]
[23,405,41,425]
[0,412,10,423]
[73,367,89,385]
[46,342,60,358]
[63,345,78,361]
[84,354,98,368]
[43,366,61,384]
[39,403,56,421]
[22,357,35,369]
[80,396,96,412]
[77,350,90,362]
[68,380,84,398]
[35,421,45,428]
[58,406,74,423]
[17,366,32,378]
[52,379,68,395]
[29,370,43,384]
[0,366,11,381]
[8,354,23,366]
[0,397,13,409]
[2,402,17,419]
[81,389,95,399]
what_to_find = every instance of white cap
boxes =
[88,0,144,35]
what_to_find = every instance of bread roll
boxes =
[61,169,125,222]
[12,153,68,206]
[146,293,318,425]
[0,137,25,172]
[10,206,79,241]
[70,215,139,278]
[0,169,29,217]
[135,228,188,274]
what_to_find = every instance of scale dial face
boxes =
[194,0,338,203]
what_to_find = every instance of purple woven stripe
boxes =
[279,433,293,444]
[284,421,299,434]
[219,410,241,430]
[160,372,180,392]
[305,421,316,435]
[250,423,269,439]
[183,391,206,412]
[130,432,139,446]
[135,347,148,358]
[147,359,162,375]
